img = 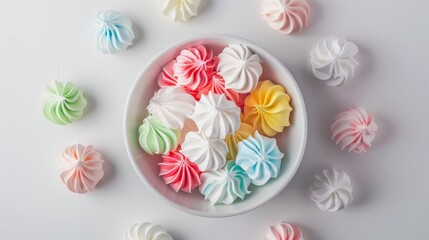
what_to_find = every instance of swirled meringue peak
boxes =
[138,116,180,155]
[263,222,303,240]
[94,10,134,54]
[244,80,293,137]
[158,60,198,98]
[331,107,377,153]
[41,81,87,125]
[160,0,201,22]
[311,168,353,212]
[225,122,256,160]
[261,0,310,34]
[218,44,263,93]
[191,92,241,138]
[311,36,359,86]
[174,45,217,90]
[199,161,251,205]
[159,150,201,193]
[147,86,195,129]
[124,222,173,240]
[180,131,227,171]
[236,131,284,186]
[60,144,104,194]
[197,72,241,104]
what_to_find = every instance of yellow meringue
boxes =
[244,80,293,137]
[225,122,256,160]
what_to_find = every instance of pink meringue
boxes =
[261,0,310,34]
[331,107,378,153]
[197,72,241,104]
[60,144,104,194]
[174,45,217,91]
[263,222,303,240]
[158,60,198,99]
[159,150,201,193]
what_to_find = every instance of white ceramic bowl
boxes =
[124,35,307,217]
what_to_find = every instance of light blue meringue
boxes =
[94,10,134,54]
[236,131,284,186]
[199,161,251,205]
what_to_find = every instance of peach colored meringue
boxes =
[60,144,104,194]
[159,150,201,193]
[174,45,217,90]
[261,0,310,34]
[331,107,378,153]
[263,222,304,240]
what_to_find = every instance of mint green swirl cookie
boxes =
[138,116,180,155]
[41,81,87,125]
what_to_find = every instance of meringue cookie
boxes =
[311,36,359,86]
[41,81,87,125]
[225,122,255,160]
[199,161,251,205]
[236,131,284,186]
[191,92,241,138]
[138,116,180,155]
[311,168,353,212]
[147,86,195,129]
[94,10,134,54]
[158,60,198,98]
[160,0,201,22]
[197,72,241,104]
[124,222,173,240]
[60,144,104,194]
[174,45,217,90]
[180,131,227,171]
[263,222,304,240]
[218,44,263,93]
[331,107,377,153]
[244,80,293,137]
[261,0,310,34]
[159,150,201,193]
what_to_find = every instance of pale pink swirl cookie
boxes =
[173,45,217,90]
[263,222,303,240]
[158,60,198,99]
[331,107,378,153]
[261,0,310,34]
[60,144,104,194]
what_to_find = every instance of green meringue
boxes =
[41,81,87,125]
[138,116,180,155]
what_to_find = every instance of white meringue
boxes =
[160,0,201,22]
[261,0,310,34]
[311,168,353,212]
[311,36,359,86]
[124,222,173,240]
[147,86,195,129]
[190,92,240,138]
[180,131,227,171]
[218,44,263,93]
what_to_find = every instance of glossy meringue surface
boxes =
[60,144,104,194]
[160,0,201,22]
[191,92,241,138]
[41,81,87,125]
[261,0,310,34]
[138,116,180,155]
[94,10,134,54]
[331,107,377,153]
[147,86,195,129]
[124,222,173,240]
[180,131,227,171]
[225,122,255,160]
[244,80,293,137]
[174,45,217,90]
[263,222,304,240]
[236,131,284,186]
[311,36,359,86]
[218,44,263,93]
[199,161,251,205]
[311,168,353,212]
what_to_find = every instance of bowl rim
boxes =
[123,34,308,218]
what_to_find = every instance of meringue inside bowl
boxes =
[124,35,308,217]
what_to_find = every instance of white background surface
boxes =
[1,0,428,239]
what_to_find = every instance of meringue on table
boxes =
[261,0,310,34]
[263,222,304,240]
[160,0,202,22]
[124,222,173,240]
